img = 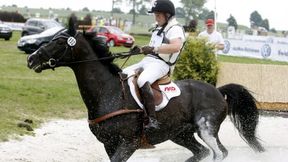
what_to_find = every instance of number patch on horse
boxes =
[67,37,77,47]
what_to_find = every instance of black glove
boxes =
[129,45,141,55]
[141,46,154,55]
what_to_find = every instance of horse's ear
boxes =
[82,26,86,35]
[68,14,78,36]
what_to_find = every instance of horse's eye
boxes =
[57,40,65,45]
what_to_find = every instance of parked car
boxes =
[18,26,64,54]
[21,18,62,36]
[87,26,134,48]
[0,22,12,41]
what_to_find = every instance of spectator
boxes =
[198,19,224,51]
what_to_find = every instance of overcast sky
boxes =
[0,0,287,31]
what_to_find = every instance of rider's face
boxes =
[154,12,166,26]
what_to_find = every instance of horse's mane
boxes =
[66,14,121,75]
[83,32,122,75]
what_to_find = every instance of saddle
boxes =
[134,69,170,106]
[122,68,181,111]
[119,69,181,149]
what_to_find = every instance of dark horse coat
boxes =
[27,17,264,162]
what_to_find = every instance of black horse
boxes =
[27,17,264,162]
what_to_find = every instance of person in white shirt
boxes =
[198,19,224,51]
[123,0,186,130]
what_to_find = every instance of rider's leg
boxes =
[137,59,169,129]
[139,82,160,129]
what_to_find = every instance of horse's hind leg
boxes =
[171,127,210,162]
[197,117,228,162]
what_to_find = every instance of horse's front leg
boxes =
[105,137,140,162]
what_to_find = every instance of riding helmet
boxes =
[148,0,175,16]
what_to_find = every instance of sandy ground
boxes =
[0,115,288,162]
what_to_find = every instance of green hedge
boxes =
[173,36,219,85]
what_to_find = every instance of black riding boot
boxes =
[140,82,160,130]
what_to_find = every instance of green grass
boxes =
[0,32,86,141]
[218,55,288,65]
[0,30,287,142]
[0,31,148,142]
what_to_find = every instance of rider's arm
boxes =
[155,25,185,55]
[216,43,224,50]
[155,37,182,54]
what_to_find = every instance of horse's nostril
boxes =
[27,55,34,68]
[29,60,33,66]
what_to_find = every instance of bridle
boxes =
[39,29,141,70]
[35,29,145,125]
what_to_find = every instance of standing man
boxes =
[198,19,224,51]
[123,0,186,130]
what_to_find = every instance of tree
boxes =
[261,18,269,31]
[0,11,26,22]
[82,7,89,12]
[138,5,148,15]
[250,11,262,27]
[176,7,185,18]
[112,8,123,14]
[112,0,122,16]
[226,14,238,30]
[180,0,206,24]
[250,11,270,31]
[206,10,214,20]
[198,8,210,20]
[127,0,150,24]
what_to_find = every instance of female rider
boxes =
[123,0,186,130]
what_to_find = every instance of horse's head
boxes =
[28,15,121,75]
[27,16,84,73]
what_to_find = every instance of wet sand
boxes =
[0,114,287,162]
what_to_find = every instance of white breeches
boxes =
[122,56,170,88]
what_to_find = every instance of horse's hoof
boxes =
[185,148,210,162]
[185,157,199,162]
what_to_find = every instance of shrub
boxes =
[173,36,219,85]
[0,11,26,22]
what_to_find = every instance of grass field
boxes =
[0,31,87,141]
[0,30,287,142]
[0,31,148,142]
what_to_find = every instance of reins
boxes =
[41,30,145,125]
[44,30,142,68]
[52,52,138,68]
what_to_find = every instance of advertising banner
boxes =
[221,35,288,62]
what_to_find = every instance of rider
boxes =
[123,0,186,130]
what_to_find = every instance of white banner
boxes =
[221,35,288,62]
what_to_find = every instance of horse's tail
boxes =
[217,83,265,152]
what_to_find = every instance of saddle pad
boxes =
[127,77,181,111]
